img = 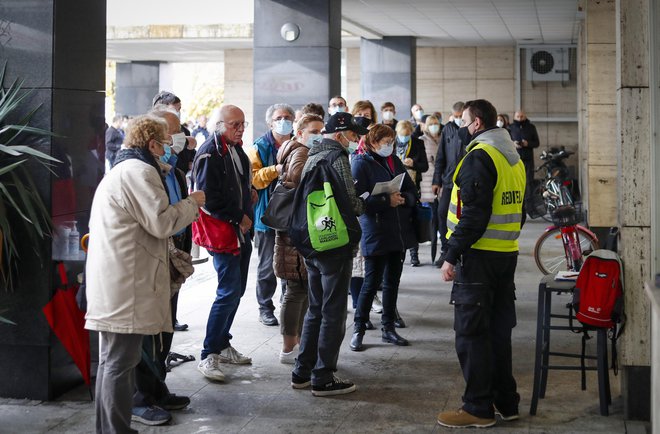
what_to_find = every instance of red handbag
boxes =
[192,210,240,255]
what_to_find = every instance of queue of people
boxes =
[89,93,530,432]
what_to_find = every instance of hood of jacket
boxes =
[307,138,347,157]
[467,127,520,166]
[277,138,306,163]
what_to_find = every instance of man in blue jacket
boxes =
[247,103,295,327]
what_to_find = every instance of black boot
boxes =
[382,326,409,346]
[410,248,420,267]
[365,319,375,330]
[350,331,365,351]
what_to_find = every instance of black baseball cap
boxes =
[323,112,369,135]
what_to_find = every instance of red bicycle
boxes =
[533,205,599,275]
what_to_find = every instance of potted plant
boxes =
[0,61,59,307]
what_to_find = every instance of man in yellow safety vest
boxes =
[437,99,526,429]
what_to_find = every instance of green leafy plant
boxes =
[0,61,59,293]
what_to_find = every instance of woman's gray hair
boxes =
[265,103,295,126]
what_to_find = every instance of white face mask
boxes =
[454,118,462,127]
[170,132,187,153]
[496,120,504,128]
[428,124,440,135]
[414,109,424,120]
[382,111,394,121]
[376,142,394,157]
[329,106,345,116]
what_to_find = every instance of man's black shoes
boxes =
[382,327,409,346]
[173,321,188,332]
[350,331,364,351]
[259,311,279,326]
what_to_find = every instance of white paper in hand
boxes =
[371,173,405,196]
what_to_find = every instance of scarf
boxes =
[113,147,168,191]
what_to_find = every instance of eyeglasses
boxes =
[220,120,249,129]
[155,139,171,146]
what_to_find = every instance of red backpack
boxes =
[573,249,624,329]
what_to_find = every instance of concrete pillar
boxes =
[224,49,255,145]
[0,0,106,399]
[253,0,341,139]
[361,37,416,120]
[115,61,160,116]
[616,0,652,421]
[584,0,618,230]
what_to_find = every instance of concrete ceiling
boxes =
[343,0,581,46]
[106,0,581,62]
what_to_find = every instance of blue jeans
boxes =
[294,256,352,386]
[354,251,405,329]
[201,238,252,360]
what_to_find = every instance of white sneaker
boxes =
[372,294,383,313]
[197,354,225,381]
[218,346,252,364]
[279,344,299,364]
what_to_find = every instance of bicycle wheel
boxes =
[533,226,599,275]
[527,181,552,222]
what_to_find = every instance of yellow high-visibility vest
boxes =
[446,142,526,252]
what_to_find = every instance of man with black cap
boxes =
[291,112,366,397]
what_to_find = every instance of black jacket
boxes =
[444,128,526,266]
[192,133,254,225]
[508,119,539,162]
[432,122,469,188]
[351,152,418,256]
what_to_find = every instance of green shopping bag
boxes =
[307,181,349,252]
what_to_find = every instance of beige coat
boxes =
[84,158,199,335]
[420,132,441,203]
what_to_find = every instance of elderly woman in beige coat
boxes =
[85,114,205,434]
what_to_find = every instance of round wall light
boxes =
[280,23,300,42]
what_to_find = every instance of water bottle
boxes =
[68,221,80,256]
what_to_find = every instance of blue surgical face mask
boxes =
[376,142,394,157]
[347,141,359,154]
[305,133,323,148]
[454,118,462,127]
[273,119,293,136]
[159,144,172,163]
[414,109,424,120]
[428,125,440,135]
[397,135,410,143]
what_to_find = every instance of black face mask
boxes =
[458,126,472,145]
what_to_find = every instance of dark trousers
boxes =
[255,230,277,314]
[354,251,405,329]
[294,256,352,386]
[437,185,453,253]
[451,250,520,419]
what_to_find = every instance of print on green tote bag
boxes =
[306,181,349,251]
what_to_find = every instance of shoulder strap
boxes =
[323,148,345,166]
